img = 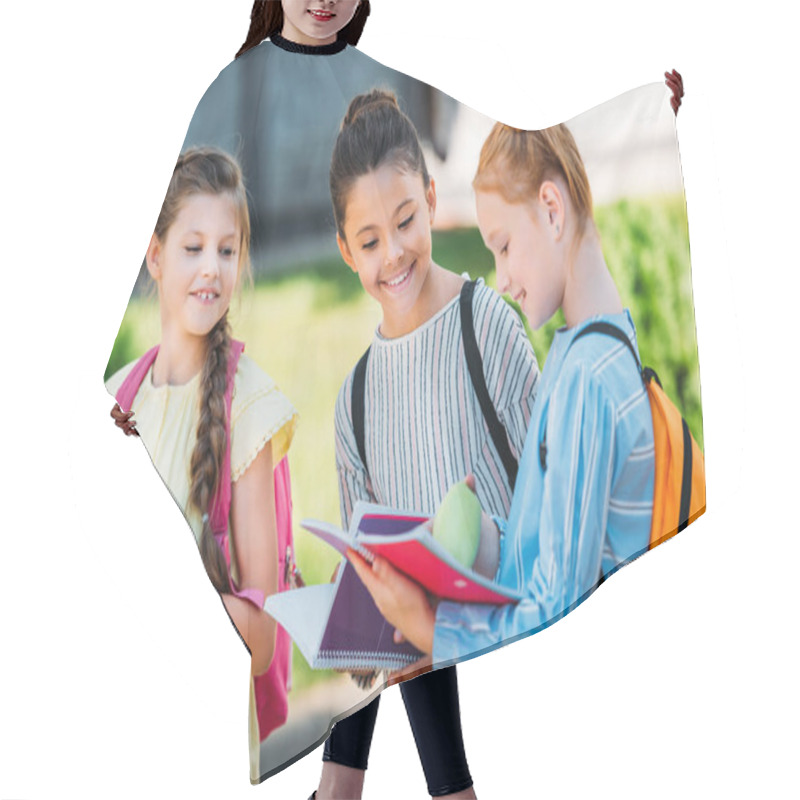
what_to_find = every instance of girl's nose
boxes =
[385,236,404,267]
[201,252,221,278]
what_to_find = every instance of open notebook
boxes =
[265,502,522,671]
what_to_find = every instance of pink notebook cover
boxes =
[302,504,521,606]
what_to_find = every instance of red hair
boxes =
[474,123,595,242]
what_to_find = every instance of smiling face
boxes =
[147,192,241,344]
[475,187,564,330]
[337,163,437,337]
[281,0,361,45]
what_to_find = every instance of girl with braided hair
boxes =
[105,147,299,773]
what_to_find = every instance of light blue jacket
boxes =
[434,310,655,665]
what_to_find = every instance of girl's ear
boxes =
[145,233,162,280]
[426,178,437,225]
[539,180,565,240]
[337,232,357,273]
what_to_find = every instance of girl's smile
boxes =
[190,287,221,304]
[308,8,335,23]
[381,260,416,294]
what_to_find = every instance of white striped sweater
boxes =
[334,278,540,527]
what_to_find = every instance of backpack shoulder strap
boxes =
[460,280,518,491]
[114,345,160,411]
[117,340,264,606]
[571,321,643,378]
[351,346,371,478]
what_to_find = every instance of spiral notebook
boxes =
[265,508,426,670]
[265,503,522,670]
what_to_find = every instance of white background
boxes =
[1,1,798,798]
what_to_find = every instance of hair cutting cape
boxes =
[105,35,704,783]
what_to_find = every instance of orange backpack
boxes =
[566,322,706,548]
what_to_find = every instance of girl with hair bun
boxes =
[319,88,540,800]
[349,121,658,669]
[105,147,299,773]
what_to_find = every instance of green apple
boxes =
[432,482,482,568]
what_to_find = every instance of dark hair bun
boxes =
[343,88,399,127]
[331,87,430,236]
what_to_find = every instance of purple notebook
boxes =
[265,509,424,670]
[317,561,422,668]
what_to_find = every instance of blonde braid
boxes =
[190,315,233,594]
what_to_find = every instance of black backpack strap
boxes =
[351,346,371,479]
[460,280,518,491]
[572,322,644,380]
[678,418,693,532]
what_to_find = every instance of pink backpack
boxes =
[115,340,293,741]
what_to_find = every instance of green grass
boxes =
[106,194,701,692]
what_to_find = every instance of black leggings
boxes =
[323,665,473,797]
